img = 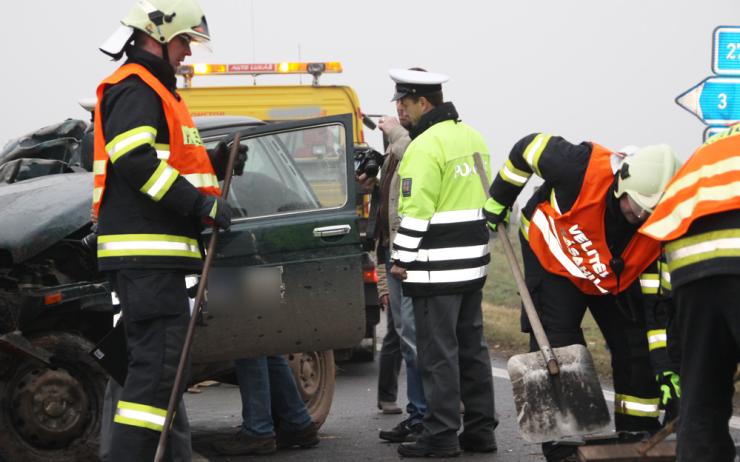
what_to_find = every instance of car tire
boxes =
[0,332,106,462]
[286,350,335,427]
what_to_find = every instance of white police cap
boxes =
[389,68,450,102]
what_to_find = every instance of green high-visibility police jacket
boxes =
[391,102,491,297]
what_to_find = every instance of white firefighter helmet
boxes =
[614,144,680,213]
[100,0,210,58]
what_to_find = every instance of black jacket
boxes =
[97,48,207,271]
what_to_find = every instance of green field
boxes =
[481,230,614,382]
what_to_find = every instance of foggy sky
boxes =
[1,0,737,167]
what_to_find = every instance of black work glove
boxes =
[209,140,248,178]
[482,197,511,232]
[194,195,233,230]
[656,370,681,425]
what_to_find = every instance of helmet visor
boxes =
[186,16,210,43]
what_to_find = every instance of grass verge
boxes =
[481,231,614,383]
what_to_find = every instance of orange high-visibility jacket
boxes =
[525,144,661,295]
[92,63,220,218]
[641,125,740,242]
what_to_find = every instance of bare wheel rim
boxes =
[10,366,90,449]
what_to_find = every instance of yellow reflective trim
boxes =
[499,159,530,187]
[105,126,156,163]
[520,213,530,241]
[140,160,178,201]
[639,274,659,295]
[614,393,660,417]
[523,133,551,176]
[97,234,201,259]
[93,160,107,175]
[114,400,167,432]
[661,156,740,205]
[642,178,740,240]
[550,189,561,214]
[154,143,170,160]
[647,329,667,351]
[666,229,740,272]
[92,187,103,204]
[183,172,219,189]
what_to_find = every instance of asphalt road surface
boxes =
[186,357,544,462]
[185,315,740,462]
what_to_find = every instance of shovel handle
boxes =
[154,134,242,462]
[637,417,677,456]
[473,153,559,376]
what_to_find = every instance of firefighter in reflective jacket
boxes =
[94,1,236,460]
[483,135,680,454]
[641,124,740,462]
[389,68,497,457]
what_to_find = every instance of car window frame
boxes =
[199,114,356,224]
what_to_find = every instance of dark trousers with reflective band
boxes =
[413,289,497,448]
[520,242,661,433]
[108,269,192,462]
[100,379,191,462]
[378,307,402,403]
[674,275,740,462]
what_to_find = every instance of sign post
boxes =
[677,26,740,141]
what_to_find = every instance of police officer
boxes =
[641,124,740,462]
[95,1,235,460]
[389,68,497,457]
[484,136,680,458]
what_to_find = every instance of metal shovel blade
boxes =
[507,344,611,443]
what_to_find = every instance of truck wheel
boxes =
[287,351,335,427]
[0,332,106,462]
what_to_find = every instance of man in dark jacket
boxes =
[94,1,237,460]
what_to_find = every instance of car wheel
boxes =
[0,332,106,462]
[286,350,335,427]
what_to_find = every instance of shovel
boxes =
[473,153,611,443]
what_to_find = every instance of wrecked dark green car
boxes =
[0,114,378,461]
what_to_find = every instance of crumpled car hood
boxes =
[0,172,92,264]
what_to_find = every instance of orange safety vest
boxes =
[92,63,220,218]
[525,144,661,295]
[640,125,740,242]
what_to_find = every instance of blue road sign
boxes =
[676,76,740,125]
[704,125,731,141]
[713,26,740,75]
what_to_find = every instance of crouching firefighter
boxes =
[483,135,681,459]
[93,0,243,460]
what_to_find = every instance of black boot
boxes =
[379,418,423,443]
[397,441,461,458]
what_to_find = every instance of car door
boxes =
[190,114,365,364]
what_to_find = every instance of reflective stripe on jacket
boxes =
[92,63,220,268]
[640,126,740,287]
[93,63,220,217]
[392,116,491,297]
[641,125,740,242]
